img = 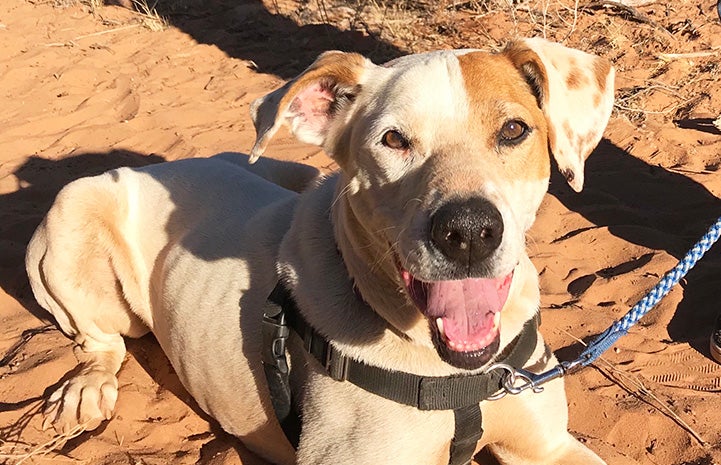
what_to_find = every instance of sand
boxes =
[1,0,721,464]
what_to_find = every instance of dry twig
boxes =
[557,329,708,446]
[44,24,141,46]
[0,419,90,464]
[583,0,673,38]
[0,325,55,367]
[659,47,721,62]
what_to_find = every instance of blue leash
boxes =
[486,215,721,398]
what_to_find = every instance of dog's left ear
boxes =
[249,51,369,163]
[505,38,615,192]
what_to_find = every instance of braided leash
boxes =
[486,215,721,398]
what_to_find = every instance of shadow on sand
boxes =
[116,0,405,79]
[0,151,165,320]
[550,139,721,357]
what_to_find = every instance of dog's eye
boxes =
[499,120,529,144]
[382,130,409,150]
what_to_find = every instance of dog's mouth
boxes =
[400,268,513,370]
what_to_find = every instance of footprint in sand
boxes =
[631,345,721,393]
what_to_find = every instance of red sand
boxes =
[1,1,721,463]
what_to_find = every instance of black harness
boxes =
[262,281,539,465]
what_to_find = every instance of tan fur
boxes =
[457,52,550,182]
[565,69,585,89]
[27,39,619,464]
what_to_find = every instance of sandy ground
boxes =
[1,0,721,464]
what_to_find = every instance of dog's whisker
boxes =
[403,197,423,210]
[331,181,353,209]
[366,241,398,272]
[372,225,399,234]
[402,243,425,272]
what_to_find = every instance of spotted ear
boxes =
[505,38,615,192]
[249,51,369,163]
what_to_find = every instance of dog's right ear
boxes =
[249,51,369,163]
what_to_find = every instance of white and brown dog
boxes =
[27,38,615,464]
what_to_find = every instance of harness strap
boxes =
[262,282,539,463]
[449,404,483,465]
[286,298,539,410]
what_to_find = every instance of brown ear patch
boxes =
[593,58,612,92]
[563,120,574,142]
[561,168,575,184]
[566,69,589,90]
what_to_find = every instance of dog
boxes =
[27,37,615,464]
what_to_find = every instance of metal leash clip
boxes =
[485,364,545,400]
[485,359,586,401]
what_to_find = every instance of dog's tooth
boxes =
[401,269,412,287]
[492,312,501,330]
[436,318,444,335]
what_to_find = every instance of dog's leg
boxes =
[483,375,607,465]
[479,345,608,465]
[26,174,150,434]
[489,434,607,465]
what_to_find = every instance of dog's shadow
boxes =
[0,151,165,322]
[549,139,721,359]
[107,0,405,79]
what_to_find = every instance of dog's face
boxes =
[251,39,614,370]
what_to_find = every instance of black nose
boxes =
[430,198,503,270]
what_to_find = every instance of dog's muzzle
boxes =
[400,197,509,370]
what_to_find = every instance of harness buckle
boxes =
[301,323,349,381]
[262,309,290,375]
[325,344,349,381]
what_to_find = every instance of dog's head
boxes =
[251,39,614,370]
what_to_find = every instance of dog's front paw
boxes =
[43,368,119,434]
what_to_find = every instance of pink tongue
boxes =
[426,275,512,351]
